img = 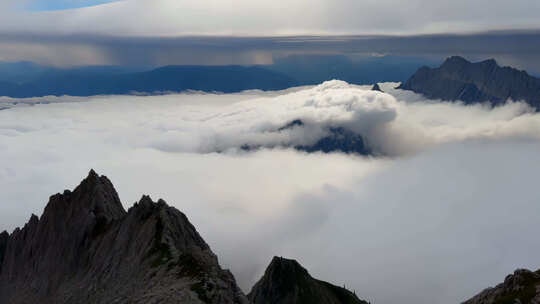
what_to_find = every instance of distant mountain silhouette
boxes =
[0,55,432,98]
[400,56,540,109]
[249,256,368,304]
[0,65,297,97]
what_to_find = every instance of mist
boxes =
[1,82,539,303]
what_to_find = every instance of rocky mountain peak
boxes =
[249,256,368,304]
[41,170,126,234]
[400,55,540,109]
[0,170,247,304]
[265,257,310,283]
[441,55,470,67]
[463,268,540,304]
[127,194,211,257]
[479,58,498,67]
[1,171,374,304]
[244,119,371,155]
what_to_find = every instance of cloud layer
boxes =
[3,0,540,36]
[1,82,540,304]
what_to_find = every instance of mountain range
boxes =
[2,55,540,111]
[399,56,540,109]
[0,55,430,98]
[0,171,368,304]
[0,65,297,97]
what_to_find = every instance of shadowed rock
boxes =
[463,269,540,304]
[296,126,370,155]
[248,257,369,304]
[243,119,371,155]
[0,231,8,273]
[371,83,383,92]
[0,170,248,304]
[399,56,540,109]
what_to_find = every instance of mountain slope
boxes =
[0,65,296,97]
[463,269,540,304]
[248,257,369,304]
[399,56,540,109]
[0,170,247,304]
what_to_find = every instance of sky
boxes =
[2,0,540,36]
[1,82,540,304]
[1,33,540,76]
[23,0,121,11]
[0,0,540,72]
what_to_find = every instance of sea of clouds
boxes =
[1,81,540,304]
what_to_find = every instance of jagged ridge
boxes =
[463,269,540,304]
[0,170,247,304]
[0,170,374,304]
[400,56,540,109]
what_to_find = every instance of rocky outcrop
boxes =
[268,119,371,155]
[399,56,540,109]
[0,231,8,273]
[0,170,247,304]
[298,126,370,155]
[371,83,383,92]
[248,257,369,304]
[463,269,540,304]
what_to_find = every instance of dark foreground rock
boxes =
[400,56,540,109]
[0,170,248,304]
[248,257,369,304]
[463,269,540,304]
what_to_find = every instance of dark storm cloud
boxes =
[1,31,540,74]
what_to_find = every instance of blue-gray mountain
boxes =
[0,66,297,97]
[0,55,430,98]
[400,56,540,109]
[0,171,369,304]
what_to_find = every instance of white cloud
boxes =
[1,82,540,304]
[1,0,540,37]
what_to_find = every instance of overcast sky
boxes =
[0,0,539,70]
[2,0,540,36]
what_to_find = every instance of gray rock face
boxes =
[248,257,369,304]
[0,170,248,304]
[463,269,540,304]
[399,56,540,109]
